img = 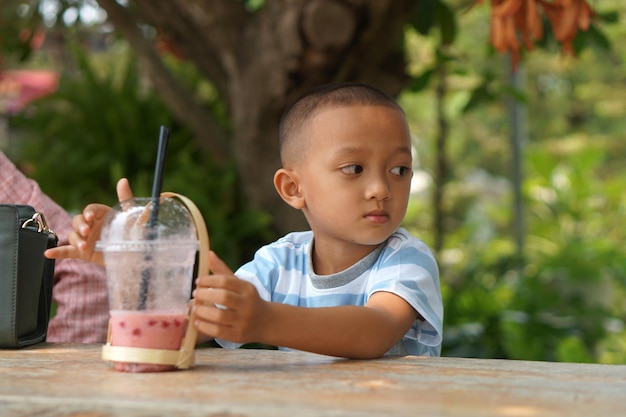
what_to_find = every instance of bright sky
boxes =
[36,0,107,27]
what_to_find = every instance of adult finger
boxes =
[44,245,79,260]
[73,211,93,238]
[73,204,108,236]
[116,178,134,204]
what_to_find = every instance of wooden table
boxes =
[0,344,624,417]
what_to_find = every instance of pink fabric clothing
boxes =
[1,150,109,343]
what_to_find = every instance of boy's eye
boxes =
[391,166,411,176]
[341,165,363,175]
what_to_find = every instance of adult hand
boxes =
[45,178,134,266]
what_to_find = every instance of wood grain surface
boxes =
[1,344,624,417]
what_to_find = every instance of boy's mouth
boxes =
[364,210,389,224]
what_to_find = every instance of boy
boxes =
[47,83,443,359]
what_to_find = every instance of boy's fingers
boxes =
[208,251,233,275]
[194,252,239,293]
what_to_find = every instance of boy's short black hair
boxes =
[279,82,405,166]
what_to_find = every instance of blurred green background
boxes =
[1,0,625,363]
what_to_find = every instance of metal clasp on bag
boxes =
[21,212,57,238]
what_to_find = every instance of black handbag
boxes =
[0,204,58,348]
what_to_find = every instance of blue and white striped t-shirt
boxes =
[216,227,443,356]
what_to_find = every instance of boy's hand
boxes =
[45,178,134,266]
[192,251,268,344]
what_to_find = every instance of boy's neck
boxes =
[310,237,383,276]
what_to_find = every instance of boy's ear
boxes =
[273,168,305,209]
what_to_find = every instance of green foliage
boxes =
[597,331,626,364]
[0,1,42,64]
[504,145,626,362]
[405,143,626,363]
[242,0,265,13]
[10,44,272,267]
[409,68,435,93]
[412,0,457,46]
[403,1,626,363]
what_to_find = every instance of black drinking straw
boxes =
[138,125,170,310]
[149,125,170,228]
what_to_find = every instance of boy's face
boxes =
[295,104,413,249]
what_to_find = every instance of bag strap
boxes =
[35,233,58,345]
[23,211,58,347]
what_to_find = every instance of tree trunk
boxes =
[96,0,418,235]
[433,46,449,255]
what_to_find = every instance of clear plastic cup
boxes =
[96,197,198,372]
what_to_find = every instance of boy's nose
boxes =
[366,177,391,201]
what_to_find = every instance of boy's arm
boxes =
[193,251,417,359]
[261,292,417,358]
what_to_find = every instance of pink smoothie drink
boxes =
[97,197,199,372]
[109,310,188,372]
